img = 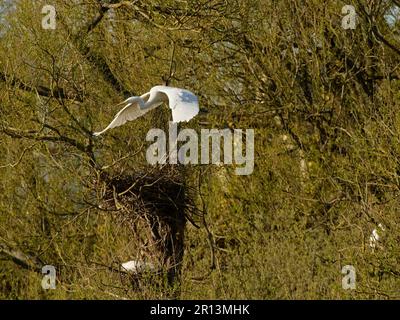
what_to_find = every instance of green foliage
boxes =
[1,0,400,299]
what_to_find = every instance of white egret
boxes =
[94,85,199,136]
[369,223,385,249]
[121,260,156,274]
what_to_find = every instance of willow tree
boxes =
[0,0,239,299]
[189,0,400,298]
[1,0,400,300]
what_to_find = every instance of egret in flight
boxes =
[94,85,199,136]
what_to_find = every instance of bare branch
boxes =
[0,242,42,272]
[0,71,83,102]
[1,126,88,155]
[58,1,131,96]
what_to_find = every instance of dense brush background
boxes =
[1,0,400,299]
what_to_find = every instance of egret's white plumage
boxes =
[121,260,155,274]
[369,229,380,248]
[369,223,385,249]
[94,85,199,136]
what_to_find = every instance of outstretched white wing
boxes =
[152,85,199,123]
[93,95,149,136]
[93,86,199,136]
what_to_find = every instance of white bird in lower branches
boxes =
[93,85,199,136]
[121,260,156,274]
[369,223,385,249]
